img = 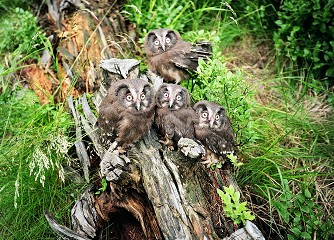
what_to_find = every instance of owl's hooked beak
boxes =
[161,43,166,51]
[136,100,141,111]
[169,99,174,108]
[209,118,215,128]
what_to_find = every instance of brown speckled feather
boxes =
[193,100,236,157]
[97,79,155,149]
[155,84,196,148]
[144,28,212,84]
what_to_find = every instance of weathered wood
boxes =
[39,1,266,239]
[68,96,90,182]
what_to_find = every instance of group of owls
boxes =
[97,28,237,163]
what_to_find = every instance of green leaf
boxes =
[300,205,310,213]
[290,227,301,235]
[304,188,311,198]
[292,26,300,32]
[232,191,240,204]
[297,194,305,203]
[300,232,312,239]
[217,188,224,198]
[273,201,290,223]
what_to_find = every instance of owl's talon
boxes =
[159,139,175,150]
[167,145,175,151]
[117,146,127,154]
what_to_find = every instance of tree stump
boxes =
[32,0,265,239]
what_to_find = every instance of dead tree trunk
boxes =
[33,1,265,239]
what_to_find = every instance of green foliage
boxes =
[272,179,334,239]
[123,0,191,33]
[274,0,334,78]
[123,0,237,36]
[95,178,108,195]
[190,57,257,146]
[0,0,33,13]
[0,7,45,57]
[217,185,255,225]
[227,153,243,167]
[0,86,84,239]
[229,0,278,34]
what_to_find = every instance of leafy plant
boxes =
[273,179,334,240]
[123,0,238,37]
[274,0,334,79]
[0,7,45,57]
[123,0,193,35]
[227,153,243,167]
[217,185,255,225]
[95,178,108,195]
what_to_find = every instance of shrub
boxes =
[122,0,237,37]
[0,7,44,56]
[273,179,334,239]
[274,0,334,79]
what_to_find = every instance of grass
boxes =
[0,86,86,239]
[0,0,333,239]
[234,73,334,238]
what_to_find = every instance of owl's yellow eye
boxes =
[165,37,171,43]
[201,111,208,118]
[140,93,146,100]
[154,40,160,46]
[126,94,133,101]
[176,95,182,101]
[163,92,169,98]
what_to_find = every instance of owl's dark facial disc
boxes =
[139,84,153,111]
[156,86,170,108]
[157,85,189,110]
[146,29,179,54]
[116,83,153,112]
[195,104,210,127]
[210,108,226,129]
[170,90,186,110]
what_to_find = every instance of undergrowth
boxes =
[235,75,334,238]
[0,86,84,239]
[0,7,44,59]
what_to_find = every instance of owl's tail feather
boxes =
[191,42,213,59]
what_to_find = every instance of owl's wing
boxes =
[97,102,120,147]
[155,108,175,139]
[195,127,235,156]
[221,116,236,144]
[172,108,196,140]
[172,41,212,71]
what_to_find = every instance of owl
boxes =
[155,84,197,149]
[97,78,155,151]
[144,28,212,84]
[193,100,237,164]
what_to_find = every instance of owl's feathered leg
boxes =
[159,137,175,150]
[117,145,128,154]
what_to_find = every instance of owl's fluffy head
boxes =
[144,28,181,56]
[193,100,227,129]
[115,79,154,113]
[156,84,190,110]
